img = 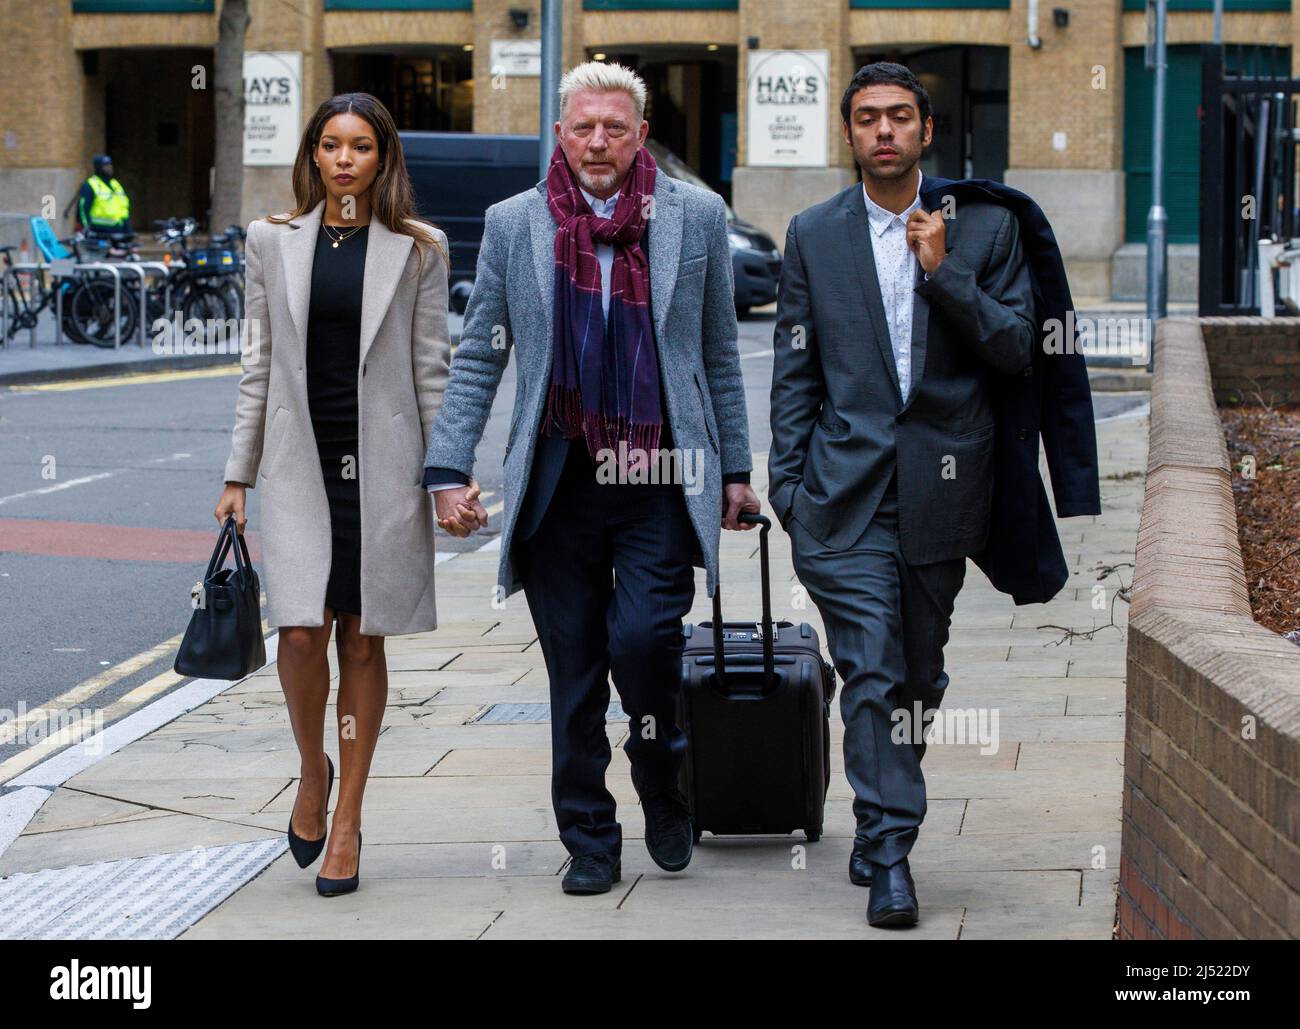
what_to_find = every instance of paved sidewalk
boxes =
[0,411,1146,939]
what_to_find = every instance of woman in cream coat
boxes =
[216,93,461,896]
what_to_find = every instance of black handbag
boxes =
[174,515,267,680]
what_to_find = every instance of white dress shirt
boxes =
[862,171,924,401]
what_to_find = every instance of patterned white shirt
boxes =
[862,171,923,401]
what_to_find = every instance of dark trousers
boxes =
[515,443,697,858]
[787,466,966,867]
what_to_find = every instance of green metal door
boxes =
[1124,45,1203,244]
[1125,43,1291,244]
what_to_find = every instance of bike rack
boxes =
[110,260,171,347]
[5,236,213,352]
[1,262,46,348]
[137,262,172,345]
[53,261,123,349]
[110,263,144,348]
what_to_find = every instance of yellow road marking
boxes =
[0,618,269,784]
[0,670,176,782]
[0,704,115,783]
[0,633,185,747]
[11,364,241,392]
[115,668,186,707]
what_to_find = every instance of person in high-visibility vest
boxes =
[75,154,131,236]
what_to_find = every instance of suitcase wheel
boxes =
[805,828,822,843]
[693,828,702,844]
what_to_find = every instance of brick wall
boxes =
[1198,316,1300,408]
[1122,318,1300,940]
[1009,0,1122,172]
[8,3,1300,275]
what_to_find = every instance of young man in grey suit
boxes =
[424,62,760,895]
[769,63,1037,928]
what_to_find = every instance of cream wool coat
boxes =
[224,199,451,636]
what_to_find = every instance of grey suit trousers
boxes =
[787,464,966,867]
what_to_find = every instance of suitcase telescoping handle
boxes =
[711,511,775,690]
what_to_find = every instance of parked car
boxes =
[400,131,781,315]
[643,139,781,317]
[400,132,537,314]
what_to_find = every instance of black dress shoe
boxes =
[287,754,334,868]
[849,845,873,887]
[316,830,361,897]
[562,853,621,895]
[636,782,694,872]
[867,858,919,928]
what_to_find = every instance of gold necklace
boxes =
[323,223,364,248]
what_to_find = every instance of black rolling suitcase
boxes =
[677,512,836,842]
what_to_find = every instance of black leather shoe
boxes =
[867,858,919,927]
[636,781,694,872]
[849,844,873,887]
[316,830,361,897]
[287,754,334,868]
[562,852,621,895]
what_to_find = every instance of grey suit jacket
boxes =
[768,182,1036,564]
[423,173,751,598]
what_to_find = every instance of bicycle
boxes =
[5,228,138,348]
[2,243,52,343]
[63,230,147,347]
[148,217,243,346]
[206,223,246,321]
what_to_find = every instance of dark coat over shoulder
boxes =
[920,177,1101,605]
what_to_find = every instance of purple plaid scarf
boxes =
[544,143,660,467]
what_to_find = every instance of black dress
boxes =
[305,223,368,616]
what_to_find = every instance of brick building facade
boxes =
[0,0,1293,299]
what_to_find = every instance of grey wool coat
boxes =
[423,174,752,599]
[224,199,452,636]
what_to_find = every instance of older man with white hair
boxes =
[423,62,758,894]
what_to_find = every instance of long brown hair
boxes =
[267,93,446,277]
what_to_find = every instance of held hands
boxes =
[906,208,946,275]
[215,482,248,534]
[435,479,489,537]
[723,483,762,531]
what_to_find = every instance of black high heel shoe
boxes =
[287,754,334,868]
[316,830,362,897]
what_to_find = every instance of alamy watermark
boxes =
[891,701,1000,755]
[1044,311,1151,366]
[594,443,706,495]
[151,312,260,357]
[0,703,105,751]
